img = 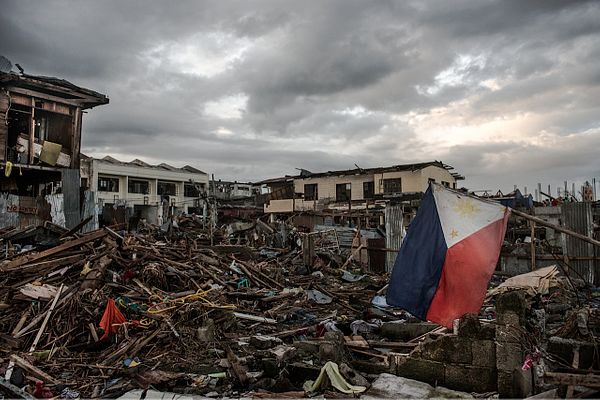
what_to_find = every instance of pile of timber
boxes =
[0,226,392,398]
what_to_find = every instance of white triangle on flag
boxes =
[432,184,507,248]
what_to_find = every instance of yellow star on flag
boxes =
[450,229,459,238]
[453,197,481,217]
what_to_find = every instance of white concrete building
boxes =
[81,155,209,224]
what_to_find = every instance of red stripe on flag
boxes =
[425,211,509,328]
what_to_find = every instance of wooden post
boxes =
[29,99,35,164]
[302,234,315,268]
[530,220,536,270]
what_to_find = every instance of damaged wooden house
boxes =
[0,64,108,229]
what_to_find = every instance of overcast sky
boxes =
[2,0,600,196]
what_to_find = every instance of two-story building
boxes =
[264,161,464,213]
[0,63,108,228]
[80,155,209,225]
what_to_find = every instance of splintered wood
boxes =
[0,223,387,398]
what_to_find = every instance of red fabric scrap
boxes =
[33,381,54,398]
[99,298,127,340]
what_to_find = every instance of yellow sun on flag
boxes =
[453,197,481,217]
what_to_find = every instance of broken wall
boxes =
[390,317,497,393]
[0,192,66,229]
[389,294,534,397]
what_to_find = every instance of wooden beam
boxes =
[511,209,600,248]
[340,244,364,270]
[6,254,81,273]
[543,371,600,388]
[10,355,58,384]
[59,215,93,238]
[3,229,106,270]
[29,284,63,352]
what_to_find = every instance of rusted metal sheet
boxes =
[81,190,99,233]
[61,168,80,229]
[385,204,404,272]
[0,193,20,228]
[562,202,595,284]
[45,194,66,227]
[0,194,66,229]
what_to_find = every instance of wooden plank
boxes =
[29,284,63,352]
[3,229,106,270]
[89,323,99,342]
[340,244,364,270]
[10,355,58,384]
[59,215,93,238]
[12,306,31,335]
[367,341,418,351]
[224,345,249,386]
[544,371,600,388]
[344,335,369,348]
[10,254,82,273]
[14,290,74,338]
[233,312,276,324]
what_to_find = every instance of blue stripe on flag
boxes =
[386,185,448,319]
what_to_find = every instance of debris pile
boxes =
[1,223,599,398]
[0,225,393,398]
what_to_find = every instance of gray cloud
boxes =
[1,0,600,194]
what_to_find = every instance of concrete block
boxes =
[472,340,496,367]
[479,324,496,340]
[496,342,522,372]
[514,368,533,398]
[496,291,526,325]
[395,357,446,387]
[444,364,497,393]
[496,324,521,343]
[380,322,438,341]
[419,336,472,364]
[457,314,481,338]
[497,369,533,398]
[457,315,496,340]
[497,370,516,398]
[498,311,521,327]
[293,340,319,355]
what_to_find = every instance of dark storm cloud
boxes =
[1,0,600,192]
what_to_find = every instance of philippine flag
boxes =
[386,184,510,328]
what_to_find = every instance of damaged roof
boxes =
[0,70,109,108]
[263,161,465,181]
[82,154,207,175]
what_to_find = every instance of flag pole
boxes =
[510,208,600,248]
